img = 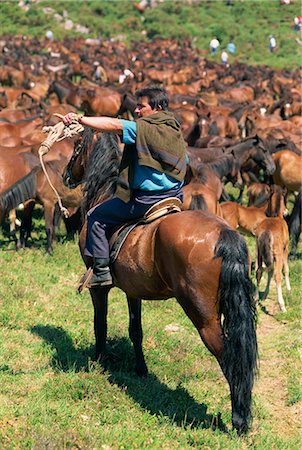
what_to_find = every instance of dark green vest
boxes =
[115,111,187,202]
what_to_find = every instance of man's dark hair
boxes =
[135,85,169,111]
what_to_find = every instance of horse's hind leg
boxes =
[255,246,263,301]
[127,296,148,376]
[262,269,273,301]
[283,247,291,293]
[275,255,286,312]
[9,209,20,249]
[20,200,35,248]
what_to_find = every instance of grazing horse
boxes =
[61,129,258,434]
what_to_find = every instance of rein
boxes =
[38,115,84,217]
[63,139,85,189]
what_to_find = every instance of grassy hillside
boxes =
[0,0,300,68]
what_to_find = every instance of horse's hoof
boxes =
[96,353,108,371]
[232,417,249,436]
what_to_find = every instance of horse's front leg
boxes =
[127,296,148,376]
[90,287,109,363]
[43,201,55,255]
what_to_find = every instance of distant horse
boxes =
[247,183,271,206]
[187,135,276,179]
[255,216,290,312]
[272,150,302,193]
[0,161,83,253]
[286,189,302,260]
[220,185,288,235]
[61,129,258,434]
[183,153,242,212]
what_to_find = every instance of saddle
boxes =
[109,197,182,263]
[77,197,182,292]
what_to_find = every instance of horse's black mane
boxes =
[82,132,121,212]
[265,185,284,217]
[0,169,38,213]
[201,153,239,178]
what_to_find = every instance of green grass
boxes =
[0,0,300,68]
[0,204,301,449]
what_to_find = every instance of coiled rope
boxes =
[38,115,84,218]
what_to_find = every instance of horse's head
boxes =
[251,135,276,175]
[265,185,288,218]
[62,127,95,189]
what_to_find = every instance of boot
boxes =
[88,257,113,287]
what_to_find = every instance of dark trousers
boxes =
[85,188,183,259]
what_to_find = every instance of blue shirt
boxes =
[120,119,186,192]
[227,42,236,55]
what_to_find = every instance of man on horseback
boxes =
[61,86,187,287]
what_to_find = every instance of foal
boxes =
[220,185,288,235]
[254,215,290,312]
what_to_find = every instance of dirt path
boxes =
[253,297,301,439]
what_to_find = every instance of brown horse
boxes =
[0,160,83,253]
[183,153,242,213]
[220,185,288,235]
[255,216,290,312]
[60,130,258,434]
[272,150,302,193]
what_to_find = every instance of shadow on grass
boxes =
[30,324,228,433]
[30,324,95,372]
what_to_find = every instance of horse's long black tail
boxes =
[257,231,273,270]
[215,228,258,433]
[0,169,37,219]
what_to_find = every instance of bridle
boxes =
[63,137,86,189]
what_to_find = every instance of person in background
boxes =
[269,35,276,52]
[294,16,299,32]
[209,37,220,55]
[227,37,236,55]
[221,49,229,65]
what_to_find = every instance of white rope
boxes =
[38,115,84,218]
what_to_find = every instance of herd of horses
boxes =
[0,36,301,434]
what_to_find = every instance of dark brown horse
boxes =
[60,129,258,434]
[0,160,83,253]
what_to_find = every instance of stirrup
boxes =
[77,267,93,293]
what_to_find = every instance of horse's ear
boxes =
[282,187,288,197]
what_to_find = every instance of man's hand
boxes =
[54,112,83,125]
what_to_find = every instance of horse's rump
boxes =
[113,210,229,300]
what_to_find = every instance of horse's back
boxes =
[272,150,302,191]
[114,210,231,299]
